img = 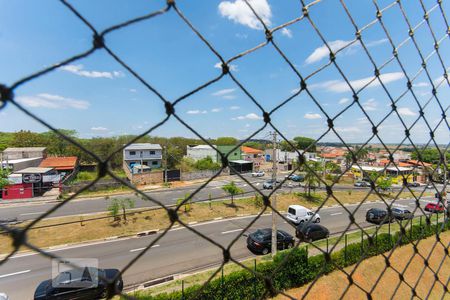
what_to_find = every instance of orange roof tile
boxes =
[407,160,432,167]
[39,156,78,170]
[241,146,263,154]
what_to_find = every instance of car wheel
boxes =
[315,218,320,223]
[262,248,269,255]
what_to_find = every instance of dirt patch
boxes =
[273,231,450,300]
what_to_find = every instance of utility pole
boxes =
[271,131,278,256]
[164,145,168,184]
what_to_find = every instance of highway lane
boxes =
[0,173,438,222]
[0,197,438,299]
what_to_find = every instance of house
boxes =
[123,143,162,174]
[13,167,60,196]
[186,145,218,162]
[265,149,316,163]
[39,156,79,182]
[241,146,265,170]
[351,165,414,185]
[1,147,47,171]
[2,147,47,160]
[216,145,242,162]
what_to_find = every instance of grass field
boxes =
[274,231,450,300]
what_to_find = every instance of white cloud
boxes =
[398,107,417,116]
[130,89,137,93]
[305,40,351,64]
[305,38,388,64]
[412,82,429,88]
[365,38,388,47]
[304,113,322,119]
[310,72,404,93]
[233,112,262,120]
[212,88,236,97]
[339,97,350,105]
[211,108,222,112]
[235,33,248,39]
[59,64,124,79]
[223,95,237,100]
[91,126,108,131]
[214,62,238,72]
[218,0,272,30]
[335,126,361,133]
[230,106,240,110]
[362,98,377,111]
[17,93,90,110]
[245,123,251,127]
[281,28,293,38]
[187,110,208,114]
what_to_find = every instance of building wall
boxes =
[3,149,46,160]
[130,170,164,185]
[12,158,43,172]
[217,145,241,161]
[123,149,162,161]
[126,159,161,169]
[180,169,228,181]
[2,183,33,200]
[186,147,218,162]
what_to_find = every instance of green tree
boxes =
[0,169,11,197]
[194,156,221,170]
[11,130,46,147]
[304,161,321,197]
[279,140,295,152]
[108,198,135,223]
[215,137,238,146]
[222,181,243,205]
[376,176,393,192]
[325,161,341,174]
[41,129,77,155]
[176,193,192,212]
[293,136,316,152]
[411,148,449,164]
[354,146,369,161]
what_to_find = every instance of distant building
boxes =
[264,149,316,163]
[216,145,242,162]
[39,156,79,181]
[13,167,60,196]
[186,145,218,162]
[241,146,264,170]
[2,147,47,160]
[1,147,47,171]
[123,143,162,174]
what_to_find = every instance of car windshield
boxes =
[288,208,296,215]
[252,230,269,241]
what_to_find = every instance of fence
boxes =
[0,0,449,299]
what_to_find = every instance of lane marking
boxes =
[19,212,45,216]
[330,212,342,216]
[0,269,31,279]
[130,245,160,252]
[221,229,243,235]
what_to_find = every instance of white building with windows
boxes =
[123,143,162,173]
[186,145,218,162]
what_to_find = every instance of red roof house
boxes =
[39,156,79,171]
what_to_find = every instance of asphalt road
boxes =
[0,174,439,222]
[0,196,439,299]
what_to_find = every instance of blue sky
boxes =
[0,0,449,145]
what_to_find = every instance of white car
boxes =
[251,171,265,177]
[286,205,321,225]
[0,293,9,300]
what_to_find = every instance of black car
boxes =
[366,208,394,224]
[295,223,329,242]
[391,207,414,220]
[34,267,123,300]
[246,228,294,254]
[406,182,420,187]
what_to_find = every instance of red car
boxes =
[424,202,445,213]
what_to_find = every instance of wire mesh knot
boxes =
[265,30,272,41]
[384,257,391,267]
[220,63,229,74]
[327,118,334,129]
[167,208,178,223]
[372,126,378,135]
[10,228,26,250]
[166,0,175,7]
[0,84,12,109]
[220,155,229,168]
[325,185,333,196]
[97,162,108,178]
[263,112,271,123]
[262,195,270,207]
[348,214,355,224]
[222,249,230,263]
[165,101,175,116]
[264,277,277,297]
[93,33,105,49]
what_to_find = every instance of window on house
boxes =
[150,151,155,155]
[152,161,158,165]
[129,151,136,155]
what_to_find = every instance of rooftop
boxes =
[1,157,42,164]
[3,147,46,152]
[15,167,54,174]
[241,146,263,154]
[124,143,162,150]
[39,156,78,170]
[188,145,217,149]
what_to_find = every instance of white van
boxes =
[286,205,320,224]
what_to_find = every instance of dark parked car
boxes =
[391,207,414,220]
[246,228,294,254]
[286,174,304,182]
[354,181,370,187]
[295,223,329,242]
[366,208,394,224]
[34,267,123,300]
[424,202,445,213]
[406,181,420,187]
